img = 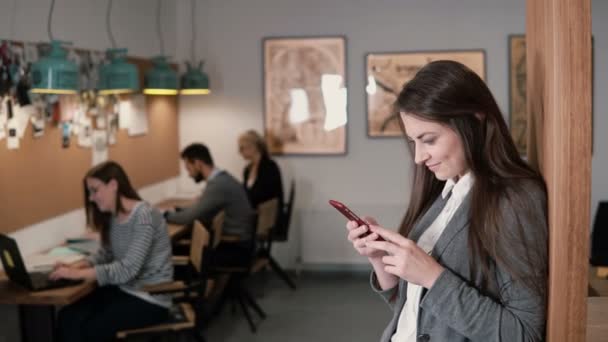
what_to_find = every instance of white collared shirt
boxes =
[391,172,474,342]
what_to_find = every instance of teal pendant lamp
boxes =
[98,0,139,95]
[30,40,78,94]
[180,0,210,95]
[181,62,210,95]
[144,56,178,95]
[144,0,178,95]
[99,49,139,95]
[30,0,79,94]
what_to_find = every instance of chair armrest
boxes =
[172,255,189,266]
[175,239,191,246]
[220,234,242,242]
[142,281,186,294]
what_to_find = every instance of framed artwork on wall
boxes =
[263,36,347,155]
[509,34,595,155]
[366,49,486,138]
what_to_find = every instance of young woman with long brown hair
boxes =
[345,61,548,342]
[51,161,173,342]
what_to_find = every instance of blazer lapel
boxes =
[408,195,450,242]
[430,193,472,259]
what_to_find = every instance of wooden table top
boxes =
[0,272,95,306]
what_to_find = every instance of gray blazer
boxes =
[166,171,256,240]
[372,182,547,342]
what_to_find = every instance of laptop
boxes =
[0,234,83,291]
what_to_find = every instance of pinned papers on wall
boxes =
[108,113,118,145]
[92,129,108,166]
[118,95,148,136]
[31,114,45,138]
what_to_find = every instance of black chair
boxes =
[591,201,608,267]
[211,205,271,333]
[256,180,297,290]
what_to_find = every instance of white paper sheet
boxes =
[0,102,6,141]
[92,130,108,166]
[78,116,92,147]
[12,103,33,139]
[118,99,132,129]
[127,95,148,136]
[7,118,19,149]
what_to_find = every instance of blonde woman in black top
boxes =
[238,130,284,217]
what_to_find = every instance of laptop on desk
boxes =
[0,234,83,291]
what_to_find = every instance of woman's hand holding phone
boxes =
[346,217,385,260]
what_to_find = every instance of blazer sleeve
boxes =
[419,186,548,341]
[370,271,400,310]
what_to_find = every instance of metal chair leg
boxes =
[236,291,257,333]
[242,287,266,319]
[269,256,297,289]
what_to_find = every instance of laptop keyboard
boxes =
[29,272,81,290]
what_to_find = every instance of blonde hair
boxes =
[239,130,269,157]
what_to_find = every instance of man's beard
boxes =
[193,171,205,183]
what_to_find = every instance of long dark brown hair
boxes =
[83,161,141,245]
[396,60,547,296]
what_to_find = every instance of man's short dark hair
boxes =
[181,143,214,166]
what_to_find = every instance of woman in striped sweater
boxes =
[50,161,173,342]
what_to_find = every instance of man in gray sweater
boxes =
[165,143,256,266]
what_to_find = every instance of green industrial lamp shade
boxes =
[98,48,140,95]
[143,56,178,95]
[30,40,79,94]
[180,61,210,95]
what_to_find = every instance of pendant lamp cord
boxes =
[106,0,117,48]
[156,0,165,56]
[47,0,56,41]
[191,0,196,63]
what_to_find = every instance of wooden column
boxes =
[526,0,592,341]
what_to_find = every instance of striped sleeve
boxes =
[87,245,112,265]
[94,211,155,286]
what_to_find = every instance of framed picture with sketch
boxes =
[509,34,595,155]
[263,36,347,155]
[366,49,486,138]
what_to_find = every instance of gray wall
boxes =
[174,0,533,267]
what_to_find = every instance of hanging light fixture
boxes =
[143,0,178,95]
[30,0,78,94]
[98,0,139,95]
[180,0,210,95]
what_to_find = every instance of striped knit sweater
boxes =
[87,202,173,308]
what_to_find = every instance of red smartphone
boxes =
[329,200,368,227]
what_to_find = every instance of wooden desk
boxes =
[588,297,608,341]
[0,271,95,342]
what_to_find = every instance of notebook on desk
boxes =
[0,234,83,291]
